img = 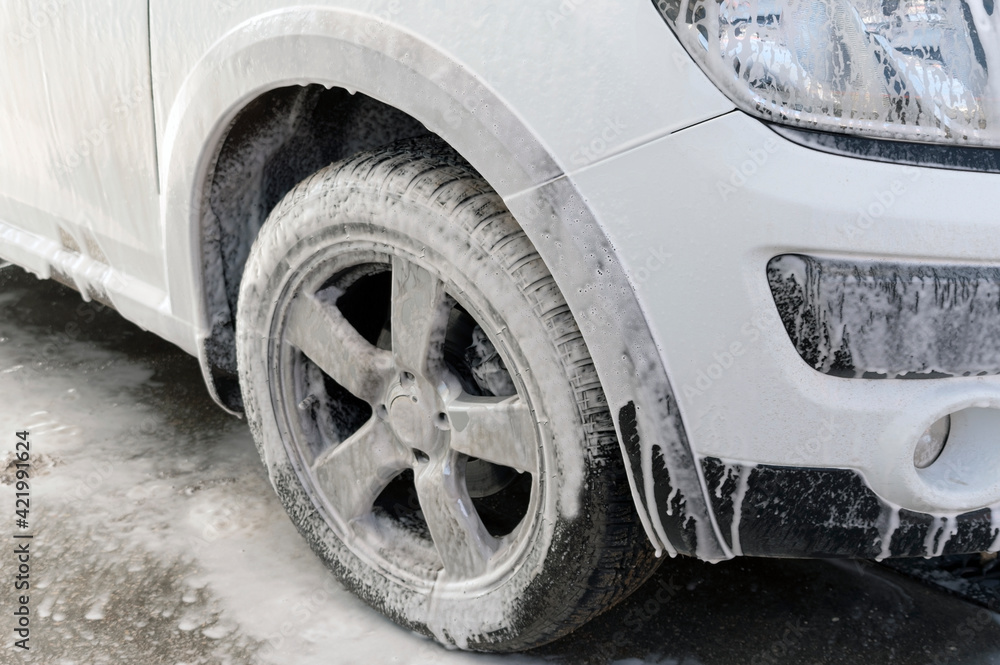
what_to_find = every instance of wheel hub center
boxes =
[386,384,435,450]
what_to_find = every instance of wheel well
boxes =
[201,84,431,410]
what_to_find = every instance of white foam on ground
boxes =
[0,282,543,664]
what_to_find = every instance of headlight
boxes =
[652,0,1000,147]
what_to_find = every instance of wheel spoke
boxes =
[312,418,410,525]
[415,454,498,579]
[447,393,536,474]
[391,256,449,374]
[285,291,393,404]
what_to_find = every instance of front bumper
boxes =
[571,111,1000,558]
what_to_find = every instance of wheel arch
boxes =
[158,6,727,560]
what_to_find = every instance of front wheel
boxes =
[236,137,658,651]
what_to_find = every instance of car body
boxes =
[3,0,999,650]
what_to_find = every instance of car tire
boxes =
[235,136,659,651]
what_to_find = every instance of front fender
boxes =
[156,6,728,560]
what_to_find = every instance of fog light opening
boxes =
[914,415,951,469]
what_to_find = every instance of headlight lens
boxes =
[653,0,1000,147]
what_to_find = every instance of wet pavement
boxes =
[0,265,999,664]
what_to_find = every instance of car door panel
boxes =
[0,1,162,290]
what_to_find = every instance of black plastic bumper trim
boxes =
[702,457,997,558]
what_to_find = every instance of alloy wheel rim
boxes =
[269,245,542,590]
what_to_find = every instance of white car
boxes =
[3,0,999,651]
